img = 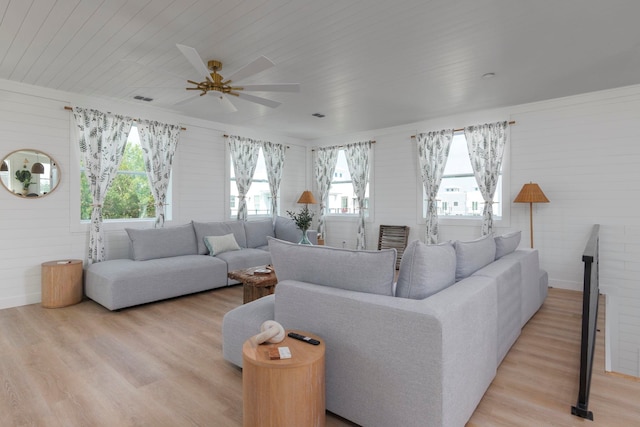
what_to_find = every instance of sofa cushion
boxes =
[454,234,496,281]
[204,233,241,256]
[395,240,456,299]
[495,231,521,259]
[193,220,248,254]
[274,215,304,243]
[268,237,396,296]
[125,223,197,261]
[244,219,275,248]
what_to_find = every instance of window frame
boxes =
[324,147,374,222]
[416,130,510,228]
[70,122,174,233]
[228,145,277,220]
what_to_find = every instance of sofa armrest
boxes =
[274,276,498,427]
[222,295,275,368]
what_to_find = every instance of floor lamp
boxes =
[514,182,549,248]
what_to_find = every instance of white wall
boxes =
[0,79,307,309]
[311,84,640,377]
[2,76,640,377]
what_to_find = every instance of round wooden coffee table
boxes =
[242,330,325,427]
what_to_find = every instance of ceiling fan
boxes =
[175,44,300,112]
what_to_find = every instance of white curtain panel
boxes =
[261,140,287,219]
[73,107,133,264]
[345,141,372,250]
[228,135,260,221]
[138,120,181,228]
[314,146,339,239]
[464,121,508,235]
[416,129,454,244]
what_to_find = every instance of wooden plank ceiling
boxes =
[1,0,640,139]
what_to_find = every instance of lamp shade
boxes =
[0,161,7,172]
[31,162,45,174]
[297,190,318,204]
[514,183,549,203]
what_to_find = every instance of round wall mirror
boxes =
[0,149,60,198]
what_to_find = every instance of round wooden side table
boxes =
[41,259,83,308]
[242,330,325,427]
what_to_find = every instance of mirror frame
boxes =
[0,149,61,198]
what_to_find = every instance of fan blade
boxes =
[176,44,212,81]
[214,93,238,112]
[226,56,274,83]
[236,92,281,108]
[237,83,300,92]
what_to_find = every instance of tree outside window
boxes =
[80,126,157,221]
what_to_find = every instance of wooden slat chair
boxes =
[377,225,410,270]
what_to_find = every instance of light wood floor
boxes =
[0,286,638,426]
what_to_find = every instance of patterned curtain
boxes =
[345,141,372,249]
[73,107,133,264]
[228,135,260,221]
[137,120,181,228]
[464,121,508,235]
[261,141,287,218]
[314,146,339,239]
[416,129,454,244]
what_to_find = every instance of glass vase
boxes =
[298,228,313,245]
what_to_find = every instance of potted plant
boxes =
[287,205,314,245]
[15,167,32,195]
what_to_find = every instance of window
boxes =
[423,133,503,219]
[327,149,369,216]
[230,148,272,218]
[80,125,158,221]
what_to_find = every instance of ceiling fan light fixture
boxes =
[176,44,298,112]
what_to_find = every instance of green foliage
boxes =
[80,143,156,220]
[15,168,32,190]
[287,205,314,231]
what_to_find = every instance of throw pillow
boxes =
[395,240,456,299]
[244,219,275,248]
[126,223,197,261]
[203,234,241,256]
[454,234,497,281]
[495,231,522,259]
[267,237,396,296]
[274,215,303,243]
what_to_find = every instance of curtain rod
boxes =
[311,140,376,151]
[223,134,289,148]
[64,106,187,131]
[410,121,515,139]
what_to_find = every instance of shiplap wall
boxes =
[0,79,307,308]
[2,77,640,377]
[312,85,640,377]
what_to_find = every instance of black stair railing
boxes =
[571,224,600,421]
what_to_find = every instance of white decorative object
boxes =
[252,320,285,345]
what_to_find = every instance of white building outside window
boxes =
[423,133,502,219]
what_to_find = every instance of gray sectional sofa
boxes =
[222,231,548,427]
[84,216,316,311]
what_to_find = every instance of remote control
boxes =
[288,332,320,345]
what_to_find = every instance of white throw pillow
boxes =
[395,240,456,299]
[203,234,241,256]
